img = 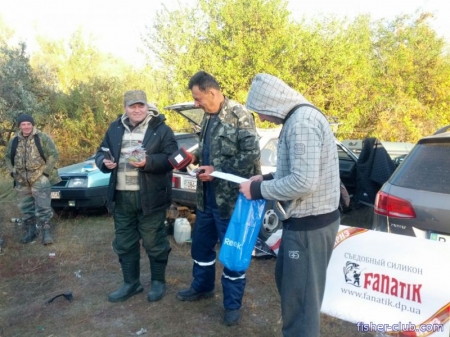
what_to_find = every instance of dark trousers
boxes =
[16,175,53,223]
[276,218,339,337]
[191,203,246,310]
[112,191,170,264]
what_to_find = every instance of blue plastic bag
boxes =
[219,193,266,271]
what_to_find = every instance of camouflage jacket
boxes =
[4,128,60,185]
[192,97,261,219]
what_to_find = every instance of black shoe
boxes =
[21,223,38,244]
[223,309,241,326]
[176,288,214,302]
[147,280,166,302]
[108,282,143,303]
[42,222,53,245]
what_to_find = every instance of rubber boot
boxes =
[42,221,53,245]
[108,260,143,303]
[21,218,38,244]
[147,257,167,302]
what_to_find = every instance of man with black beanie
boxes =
[4,114,60,244]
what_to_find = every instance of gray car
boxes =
[372,126,450,242]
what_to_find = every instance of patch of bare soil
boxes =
[0,198,374,337]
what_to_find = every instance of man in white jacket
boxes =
[240,73,340,337]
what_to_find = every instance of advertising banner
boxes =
[322,226,450,336]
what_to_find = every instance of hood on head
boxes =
[246,73,309,120]
[147,103,160,117]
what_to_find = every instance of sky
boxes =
[0,0,449,67]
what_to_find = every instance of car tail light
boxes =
[374,191,416,218]
[172,176,180,188]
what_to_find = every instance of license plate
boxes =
[183,180,197,190]
[430,232,449,243]
[51,191,61,199]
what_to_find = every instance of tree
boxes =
[369,13,450,140]
[30,31,169,164]
[144,0,301,102]
[0,15,14,46]
[143,2,450,141]
[286,15,376,138]
[0,43,52,146]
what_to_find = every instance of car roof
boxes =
[341,139,415,151]
[420,129,450,141]
[433,124,450,135]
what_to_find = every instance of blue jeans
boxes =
[191,203,246,310]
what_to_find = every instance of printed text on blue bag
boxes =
[224,238,242,250]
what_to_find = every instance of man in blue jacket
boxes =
[95,90,178,303]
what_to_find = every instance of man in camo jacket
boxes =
[5,114,60,245]
[177,71,261,326]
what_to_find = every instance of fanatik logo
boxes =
[343,261,363,287]
[224,238,242,250]
[342,261,423,303]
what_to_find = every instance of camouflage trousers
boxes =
[15,175,53,224]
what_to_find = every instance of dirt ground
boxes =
[0,188,375,337]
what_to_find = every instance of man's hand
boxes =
[239,180,253,200]
[103,159,117,170]
[129,158,146,169]
[197,165,214,182]
[249,175,263,182]
[190,154,197,165]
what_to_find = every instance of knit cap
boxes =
[17,114,35,126]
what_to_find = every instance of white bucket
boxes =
[174,218,191,244]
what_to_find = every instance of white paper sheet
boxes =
[209,171,249,184]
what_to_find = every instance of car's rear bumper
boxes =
[172,188,197,208]
[50,186,108,209]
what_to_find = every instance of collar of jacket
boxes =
[118,113,166,128]
[18,126,38,139]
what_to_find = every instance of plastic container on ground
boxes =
[174,218,191,244]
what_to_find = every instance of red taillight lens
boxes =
[374,191,416,218]
[172,176,180,188]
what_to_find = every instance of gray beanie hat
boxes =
[17,114,35,126]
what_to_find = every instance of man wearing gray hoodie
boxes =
[240,74,340,337]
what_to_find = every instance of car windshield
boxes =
[391,141,450,194]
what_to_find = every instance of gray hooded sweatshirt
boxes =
[246,74,340,220]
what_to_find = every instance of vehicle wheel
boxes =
[258,201,282,242]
